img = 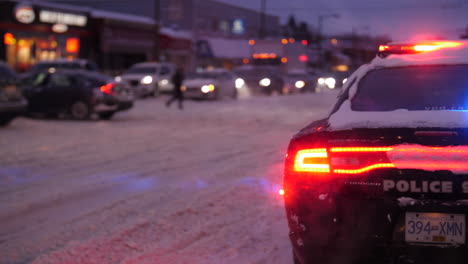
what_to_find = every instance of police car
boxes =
[282,41,468,264]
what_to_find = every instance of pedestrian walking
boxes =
[166,67,185,110]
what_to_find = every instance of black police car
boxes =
[283,41,468,264]
[22,69,133,120]
[0,61,27,126]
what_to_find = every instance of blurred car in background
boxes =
[283,70,318,94]
[26,59,98,74]
[233,65,285,95]
[117,62,175,98]
[0,62,27,126]
[315,71,351,92]
[22,69,133,120]
[183,69,238,100]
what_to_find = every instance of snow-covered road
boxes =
[0,92,337,264]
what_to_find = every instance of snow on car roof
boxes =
[328,40,468,130]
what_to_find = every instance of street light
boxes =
[317,13,340,69]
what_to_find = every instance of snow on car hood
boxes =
[328,55,468,130]
[329,100,468,130]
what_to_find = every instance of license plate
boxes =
[405,212,465,244]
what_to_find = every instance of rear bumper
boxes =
[94,96,133,113]
[286,189,468,264]
[0,100,27,116]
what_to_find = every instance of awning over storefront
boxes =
[160,27,192,51]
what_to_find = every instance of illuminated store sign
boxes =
[39,10,87,27]
[15,5,35,24]
[232,19,245,35]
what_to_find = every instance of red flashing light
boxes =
[66,38,80,53]
[4,33,15,45]
[299,55,308,62]
[378,41,463,55]
[100,83,115,95]
[302,40,308,46]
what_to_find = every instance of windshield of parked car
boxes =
[125,66,158,74]
[186,72,222,79]
[352,65,468,111]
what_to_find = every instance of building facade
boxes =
[0,0,93,72]
[6,0,280,71]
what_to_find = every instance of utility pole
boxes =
[154,0,161,61]
[259,0,266,39]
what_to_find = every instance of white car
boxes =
[183,69,239,100]
[118,62,175,98]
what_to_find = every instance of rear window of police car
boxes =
[351,65,468,111]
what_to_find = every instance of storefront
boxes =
[160,27,192,69]
[0,1,92,72]
[92,10,157,74]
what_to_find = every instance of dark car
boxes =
[233,65,285,95]
[27,59,98,73]
[0,62,27,126]
[283,70,318,94]
[283,40,468,264]
[22,69,133,120]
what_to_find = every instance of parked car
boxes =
[118,62,175,98]
[283,70,318,94]
[0,62,27,126]
[22,69,133,120]
[26,59,98,73]
[182,69,238,100]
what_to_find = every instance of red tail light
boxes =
[100,83,115,95]
[293,145,468,175]
[294,147,394,175]
[294,148,330,173]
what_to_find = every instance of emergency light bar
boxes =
[378,41,463,57]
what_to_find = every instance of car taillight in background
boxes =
[100,83,116,95]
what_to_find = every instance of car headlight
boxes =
[141,75,153,84]
[342,78,348,85]
[114,76,122,82]
[325,77,336,89]
[259,78,271,87]
[318,78,325,85]
[235,78,245,89]
[159,79,169,86]
[201,84,215,93]
[295,80,305,89]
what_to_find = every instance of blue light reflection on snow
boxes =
[0,166,43,187]
[107,173,158,193]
